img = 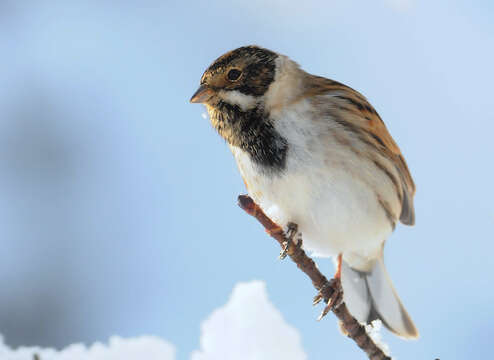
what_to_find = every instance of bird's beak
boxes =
[190,85,215,104]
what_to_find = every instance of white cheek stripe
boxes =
[218,90,257,111]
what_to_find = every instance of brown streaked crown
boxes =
[200,46,278,97]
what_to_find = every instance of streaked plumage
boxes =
[191,46,418,339]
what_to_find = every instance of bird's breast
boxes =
[229,101,397,268]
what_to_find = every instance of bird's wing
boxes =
[300,75,415,225]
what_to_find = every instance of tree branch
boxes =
[237,195,391,360]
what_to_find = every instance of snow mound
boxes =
[191,280,307,360]
[0,336,176,360]
[0,281,306,360]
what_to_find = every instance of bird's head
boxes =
[190,46,279,111]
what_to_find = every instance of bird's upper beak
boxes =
[190,84,215,104]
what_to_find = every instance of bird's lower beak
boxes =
[190,85,215,104]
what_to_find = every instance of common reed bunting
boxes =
[191,46,418,339]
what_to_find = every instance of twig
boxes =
[238,195,391,360]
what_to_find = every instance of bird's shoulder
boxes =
[297,73,416,225]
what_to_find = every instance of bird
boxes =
[190,45,418,339]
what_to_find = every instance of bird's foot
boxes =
[279,222,302,260]
[314,277,343,321]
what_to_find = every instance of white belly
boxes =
[230,102,396,271]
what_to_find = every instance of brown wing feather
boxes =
[301,75,416,225]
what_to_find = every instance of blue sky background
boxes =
[0,0,493,359]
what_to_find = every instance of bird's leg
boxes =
[314,254,344,320]
[334,253,343,279]
[313,254,342,305]
[279,222,302,260]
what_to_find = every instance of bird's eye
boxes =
[227,69,242,81]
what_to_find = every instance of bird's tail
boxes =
[340,251,419,339]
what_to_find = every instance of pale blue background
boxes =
[0,0,493,359]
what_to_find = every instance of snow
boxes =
[0,336,176,360]
[191,281,307,360]
[0,281,306,360]
[364,320,391,357]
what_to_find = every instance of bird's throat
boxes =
[208,101,288,173]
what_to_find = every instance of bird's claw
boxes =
[313,292,324,306]
[279,222,302,259]
[316,278,343,321]
[279,241,290,260]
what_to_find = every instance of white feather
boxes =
[231,98,391,268]
[218,90,257,111]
